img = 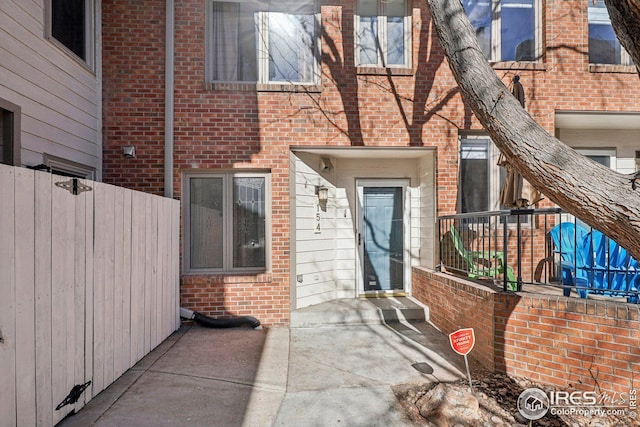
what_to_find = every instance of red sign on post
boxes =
[449,328,475,356]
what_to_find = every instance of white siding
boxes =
[418,153,436,269]
[0,1,101,174]
[293,155,337,308]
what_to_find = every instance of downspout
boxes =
[164,0,174,198]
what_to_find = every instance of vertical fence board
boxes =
[155,198,165,347]
[130,192,145,364]
[34,172,52,427]
[0,166,17,427]
[51,176,77,425]
[72,188,89,413]
[144,194,153,354]
[173,202,180,331]
[113,187,125,379]
[14,168,36,426]
[121,190,133,372]
[83,188,95,403]
[102,184,116,387]
[161,200,171,337]
[92,183,106,395]
[152,196,160,349]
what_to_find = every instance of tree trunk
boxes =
[425,0,640,260]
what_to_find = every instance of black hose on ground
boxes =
[192,311,261,329]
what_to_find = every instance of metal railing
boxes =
[438,208,640,302]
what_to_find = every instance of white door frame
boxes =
[356,178,411,296]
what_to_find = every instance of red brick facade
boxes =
[102,0,640,326]
[413,267,640,396]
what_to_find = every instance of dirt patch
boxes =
[393,372,639,426]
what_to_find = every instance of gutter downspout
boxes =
[164,0,174,198]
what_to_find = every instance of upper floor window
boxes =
[206,1,319,85]
[0,99,21,167]
[183,172,270,273]
[588,0,632,65]
[47,0,95,67]
[462,0,541,62]
[355,0,411,68]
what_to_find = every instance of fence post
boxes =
[503,213,508,292]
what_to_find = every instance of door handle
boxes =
[358,232,362,246]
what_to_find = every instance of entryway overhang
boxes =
[289,146,437,310]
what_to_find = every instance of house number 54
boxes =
[314,204,321,234]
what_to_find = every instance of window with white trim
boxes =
[184,172,270,273]
[588,0,632,65]
[355,0,411,68]
[460,136,501,214]
[206,0,320,84]
[47,0,95,67]
[462,0,541,62]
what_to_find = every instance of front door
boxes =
[357,180,408,294]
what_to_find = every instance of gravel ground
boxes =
[394,372,639,427]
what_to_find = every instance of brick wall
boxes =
[102,0,167,195]
[101,0,640,326]
[413,267,640,395]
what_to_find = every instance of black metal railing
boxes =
[438,209,640,303]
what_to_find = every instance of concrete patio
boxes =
[59,297,467,427]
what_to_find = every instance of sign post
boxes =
[449,328,475,392]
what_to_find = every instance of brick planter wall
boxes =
[413,267,640,395]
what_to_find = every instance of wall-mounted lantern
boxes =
[316,185,329,211]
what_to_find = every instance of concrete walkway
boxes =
[59,297,467,427]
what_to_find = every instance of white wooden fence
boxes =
[0,164,180,427]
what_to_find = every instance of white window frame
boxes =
[205,1,321,85]
[465,0,542,62]
[459,135,503,213]
[587,3,632,66]
[45,0,95,69]
[354,0,412,68]
[183,171,272,274]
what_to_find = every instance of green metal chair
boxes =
[449,225,517,290]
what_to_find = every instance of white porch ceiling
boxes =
[290,146,435,159]
[555,111,640,130]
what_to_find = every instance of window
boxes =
[355,0,411,68]
[459,136,529,218]
[462,0,541,62]
[0,99,21,166]
[460,137,497,213]
[206,1,319,84]
[47,0,94,67]
[588,0,632,65]
[184,172,270,273]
